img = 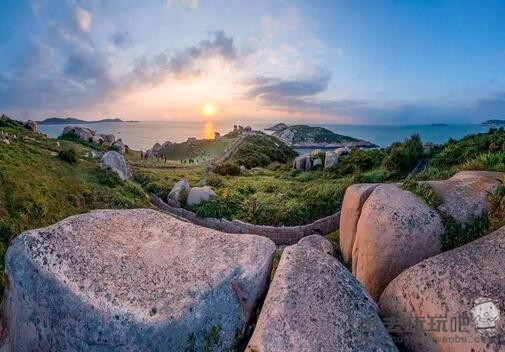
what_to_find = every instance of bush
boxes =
[213,162,241,176]
[401,180,440,209]
[193,191,243,219]
[382,134,423,174]
[58,148,78,164]
[331,149,386,177]
[96,167,123,187]
[206,173,224,187]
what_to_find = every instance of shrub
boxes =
[401,180,440,209]
[206,173,224,187]
[331,149,386,177]
[58,148,78,164]
[213,162,241,176]
[382,134,423,174]
[96,167,123,187]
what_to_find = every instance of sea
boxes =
[38,121,491,152]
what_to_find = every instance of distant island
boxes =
[431,123,447,126]
[38,117,136,125]
[267,123,377,148]
[481,119,505,126]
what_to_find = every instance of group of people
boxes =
[139,150,167,163]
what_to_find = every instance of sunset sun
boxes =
[202,103,217,117]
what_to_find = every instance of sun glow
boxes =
[202,103,217,117]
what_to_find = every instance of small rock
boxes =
[167,179,191,207]
[2,139,10,145]
[298,235,335,256]
[101,151,130,180]
[187,186,215,206]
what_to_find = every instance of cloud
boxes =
[128,31,237,85]
[110,31,131,49]
[165,0,199,10]
[75,6,91,33]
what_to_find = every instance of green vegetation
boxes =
[441,215,490,251]
[488,179,505,232]
[160,138,236,164]
[382,134,424,174]
[276,125,359,144]
[0,116,149,296]
[213,162,241,176]
[401,180,441,209]
[58,147,78,164]
[225,134,298,169]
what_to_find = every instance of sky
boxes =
[0,0,505,124]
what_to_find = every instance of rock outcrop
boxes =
[112,139,126,154]
[24,120,37,132]
[63,126,94,142]
[352,184,444,300]
[339,183,378,263]
[2,209,275,351]
[187,186,215,206]
[324,151,337,168]
[379,225,505,352]
[246,240,398,352]
[101,151,130,180]
[426,171,503,225]
[167,179,190,207]
[293,154,312,171]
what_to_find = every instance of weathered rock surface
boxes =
[297,234,335,256]
[335,146,351,157]
[101,151,130,180]
[293,154,311,171]
[2,209,276,351]
[101,134,115,144]
[91,135,104,144]
[425,170,503,226]
[339,183,379,263]
[63,126,94,142]
[379,225,505,352]
[353,184,444,300]
[187,186,215,206]
[167,179,190,207]
[112,139,126,154]
[324,151,337,168]
[152,143,162,155]
[246,242,398,352]
[24,120,37,132]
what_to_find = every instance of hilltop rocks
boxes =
[24,120,37,132]
[152,143,162,155]
[265,123,288,132]
[2,209,276,351]
[426,171,503,225]
[246,241,398,352]
[339,183,378,263]
[324,151,337,168]
[293,154,312,171]
[379,225,505,352]
[352,184,444,300]
[101,151,130,180]
[63,126,94,142]
[335,146,351,157]
[91,135,104,144]
[167,179,190,207]
[101,134,115,144]
[187,186,215,206]
[112,139,126,154]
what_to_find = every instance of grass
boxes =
[160,138,236,164]
[401,180,441,209]
[0,119,149,296]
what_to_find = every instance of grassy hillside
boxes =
[0,115,149,294]
[160,138,236,163]
[224,134,298,169]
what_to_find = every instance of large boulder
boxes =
[339,183,379,263]
[310,149,321,158]
[425,171,503,226]
[246,241,398,352]
[91,135,104,145]
[353,184,444,300]
[112,139,126,154]
[100,134,115,144]
[152,143,162,155]
[2,209,276,351]
[335,146,351,157]
[24,120,37,132]
[187,186,215,206]
[167,179,191,207]
[297,234,335,256]
[379,225,505,352]
[293,154,312,171]
[324,151,337,168]
[101,151,130,180]
[64,126,94,142]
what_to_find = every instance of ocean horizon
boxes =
[38,121,491,152]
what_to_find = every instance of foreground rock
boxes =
[167,179,190,207]
[379,225,505,352]
[101,151,130,180]
[339,183,378,263]
[187,186,215,206]
[425,170,503,225]
[2,209,276,351]
[246,240,398,352]
[353,184,444,300]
